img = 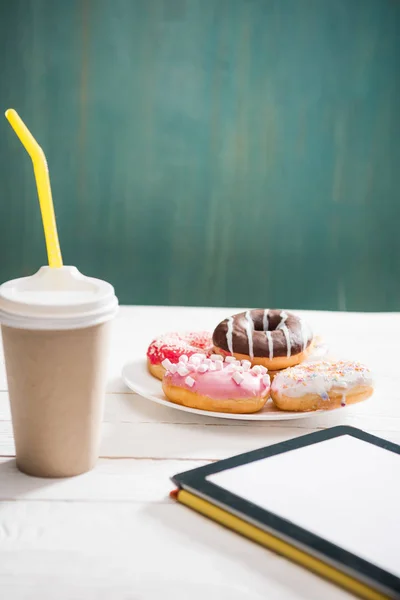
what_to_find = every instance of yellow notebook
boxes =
[171,426,400,600]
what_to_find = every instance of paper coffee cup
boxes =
[0,266,118,477]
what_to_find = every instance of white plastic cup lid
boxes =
[0,266,119,330]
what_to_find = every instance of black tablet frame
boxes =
[172,426,400,599]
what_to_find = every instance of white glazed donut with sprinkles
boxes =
[271,360,374,412]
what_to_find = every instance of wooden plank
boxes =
[99,422,400,459]
[0,420,399,461]
[0,458,206,502]
[1,386,400,426]
[0,501,352,600]
[0,421,316,459]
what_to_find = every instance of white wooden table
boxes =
[0,306,398,600]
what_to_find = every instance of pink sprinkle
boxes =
[262,375,270,386]
[189,356,202,366]
[185,376,195,388]
[191,353,206,361]
[232,371,244,385]
[178,365,190,377]
[251,366,262,375]
[162,358,172,370]
[210,354,223,362]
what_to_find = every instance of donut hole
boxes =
[254,322,279,332]
[253,312,281,332]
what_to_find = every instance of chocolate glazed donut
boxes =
[212,309,313,371]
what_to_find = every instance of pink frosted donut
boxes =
[147,331,213,380]
[162,353,271,414]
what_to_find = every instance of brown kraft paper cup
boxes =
[1,321,111,478]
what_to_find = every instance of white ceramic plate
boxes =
[122,358,339,421]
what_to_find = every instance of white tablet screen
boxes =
[207,435,400,577]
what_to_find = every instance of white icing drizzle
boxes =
[263,309,269,332]
[245,310,254,359]
[282,327,291,358]
[341,394,347,407]
[266,331,274,359]
[300,319,308,352]
[277,311,291,358]
[226,316,234,355]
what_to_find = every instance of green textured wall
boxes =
[0,0,399,310]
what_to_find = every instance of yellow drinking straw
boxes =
[5,109,63,268]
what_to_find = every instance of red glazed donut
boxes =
[147,331,213,380]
